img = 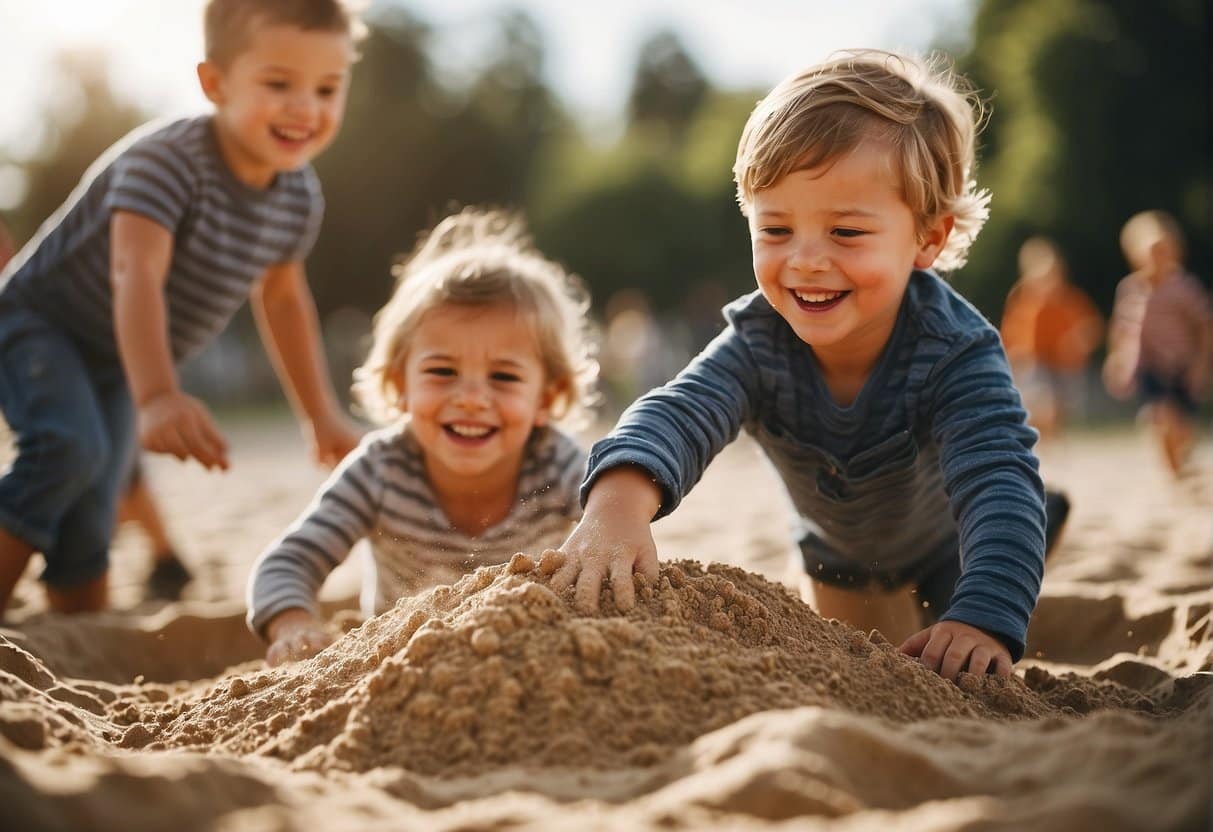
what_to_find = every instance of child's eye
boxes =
[317,86,338,99]
[832,227,867,239]
[424,367,456,377]
[758,226,791,238]
[491,371,522,383]
[264,80,289,92]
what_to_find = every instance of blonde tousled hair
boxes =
[353,207,600,428]
[733,49,990,272]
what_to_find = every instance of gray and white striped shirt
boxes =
[0,115,323,365]
[247,422,587,638]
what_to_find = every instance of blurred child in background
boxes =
[1104,210,1213,478]
[999,236,1103,441]
[247,208,598,667]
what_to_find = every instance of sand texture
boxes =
[0,419,1209,831]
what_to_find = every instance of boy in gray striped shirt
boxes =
[553,50,1066,682]
[0,0,365,616]
[247,208,596,667]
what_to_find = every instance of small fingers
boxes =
[965,645,995,677]
[991,653,1013,677]
[573,559,606,615]
[940,637,974,681]
[548,551,579,594]
[899,627,931,658]
[635,545,659,585]
[609,558,636,612]
[918,630,953,676]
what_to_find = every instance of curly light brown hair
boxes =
[353,207,600,429]
[733,49,991,272]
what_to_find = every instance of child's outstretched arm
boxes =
[551,465,662,613]
[252,262,363,468]
[917,328,1046,675]
[247,437,380,664]
[112,211,229,470]
[552,317,762,612]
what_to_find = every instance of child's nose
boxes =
[452,378,490,408]
[789,237,829,272]
[286,91,320,121]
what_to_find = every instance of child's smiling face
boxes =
[398,303,556,492]
[748,142,951,370]
[199,22,352,188]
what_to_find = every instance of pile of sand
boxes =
[7,555,1199,783]
[1,427,1210,831]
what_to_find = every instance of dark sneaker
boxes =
[145,553,193,601]
[1043,490,1071,558]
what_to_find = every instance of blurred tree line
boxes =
[1,0,1208,382]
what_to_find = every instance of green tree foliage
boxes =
[626,29,709,140]
[956,0,1210,318]
[308,8,567,317]
[529,26,756,321]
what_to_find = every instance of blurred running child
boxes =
[247,208,598,666]
[0,0,365,616]
[553,49,1070,682]
[1103,210,1213,478]
[999,236,1104,440]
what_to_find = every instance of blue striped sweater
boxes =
[583,271,1045,659]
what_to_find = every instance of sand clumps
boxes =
[92,554,1149,779]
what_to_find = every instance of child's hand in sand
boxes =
[550,465,662,613]
[265,608,334,667]
[137,390,229,471]
[899,620,1012,681]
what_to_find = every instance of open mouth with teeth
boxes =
[444,423,498,443]
[270,126,313,146]
[791,288,851,312]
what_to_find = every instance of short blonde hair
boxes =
[1120,209,1185,270]
[733,49,990,272]
[353,207,600,428]
[203,0,367,68]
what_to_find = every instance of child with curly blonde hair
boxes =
[554,49,1070,682]
[248,207,598,665]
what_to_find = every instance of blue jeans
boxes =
[0,300,136,586]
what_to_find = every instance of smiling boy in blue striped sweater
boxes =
[552,49,1070,682]
[0,0,366,616]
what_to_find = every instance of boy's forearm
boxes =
[252,264,342,424]
[110,212,179,404]
[114,280,178,404]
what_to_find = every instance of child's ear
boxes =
[387,367,408,412]
[197,61,224,105]
[913,214,955,269]
[533,380,567,428]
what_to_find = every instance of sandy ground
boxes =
[0,412,1210,831]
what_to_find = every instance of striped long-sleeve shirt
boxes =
[0,115,323,365]
[247,422,587,638]
[583,271,1045,659]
